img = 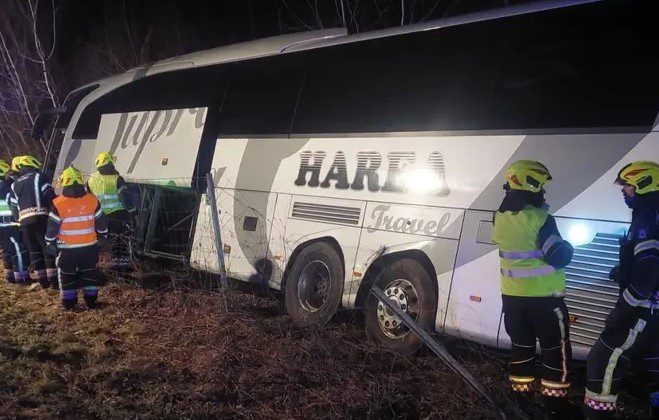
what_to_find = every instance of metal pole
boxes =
[371,286,507,419]
[206,172,228,289]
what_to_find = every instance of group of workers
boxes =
[1,151,655,417]
[0,151,134,310]
[494,160,658,419]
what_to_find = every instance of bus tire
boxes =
[365,258,437,356]
[284,242,344,327]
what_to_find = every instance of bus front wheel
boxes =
[365,258,437,356]
[284,242,344,327]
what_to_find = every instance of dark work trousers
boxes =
[22,215,56,288]
[57,245,101,310]
[502,295,572,397]
[585,299,659,418]
[107,210,131,265]
[0,225,29,283]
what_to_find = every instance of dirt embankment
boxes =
[0,279,650,419]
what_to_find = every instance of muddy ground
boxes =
[0,271,651,419]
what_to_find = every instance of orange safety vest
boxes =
[53,193,99,248]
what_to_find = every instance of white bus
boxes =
[46,0,659,357]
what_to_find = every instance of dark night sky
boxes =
[53,0,521,67]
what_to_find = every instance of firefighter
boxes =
[491,160,575,415]
[87,152,135,267]
[0,159,28,283]
[585,161,659,419]
[45,166,108,310]
[8,155,57,289]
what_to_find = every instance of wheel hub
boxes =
[376,279,419,339]
[297,260,331,312]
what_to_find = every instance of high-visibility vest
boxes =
[0,194,16,228]
[492,206,566,297]
[52,194,99,248]
[88,172,124,215]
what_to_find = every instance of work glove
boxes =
[45,241,58,257]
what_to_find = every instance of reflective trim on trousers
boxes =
[584,389,617,411]
[602,318,647,395]
[9,236,24,273]
[501,265,556,278]
[553,307,568,384]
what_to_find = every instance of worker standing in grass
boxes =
[87,152,135,268]
[584,161,659,420]
[491,160,575,417]
[0,159,28,283]
[45,166,108,310]
[9,155,58,289]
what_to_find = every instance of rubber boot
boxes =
[14,271,28,284]
[61,298,77,311]
[4,269,14,284]
[83,295,98,309]
[543,396,581,419]
[47,268,58,291]
[650,392,658,419]
[583,406,616,420]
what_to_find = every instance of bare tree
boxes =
[0,0,60,159]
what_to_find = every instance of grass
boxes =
[0,272,651,419]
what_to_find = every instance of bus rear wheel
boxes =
[365,258,437,356]
[284,242,343,327]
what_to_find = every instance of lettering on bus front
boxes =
[108,108,206,174]
[294,150,450,196]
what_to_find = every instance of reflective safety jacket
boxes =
[618,202,659,309]
[0,180,17,228]
[492,206,573,297]
[87,172,127,215]
[45,193,108,248]
[9,169,56,223]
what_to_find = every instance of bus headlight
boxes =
[567,223,592,247]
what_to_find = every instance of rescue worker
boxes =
[8,155,57,289]
[45,166,108,310]
[585,161,659,419]
[491,160,575,415]
[87,152,135,267]
[0,159,28,283]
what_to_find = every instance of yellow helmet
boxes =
[0,159,10,177]
[615,161,659,195]
[95,151,115,168]
[505,160,552,193]
[11,156,22,172]
[59,166,85,187]
[14,155,41,170]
